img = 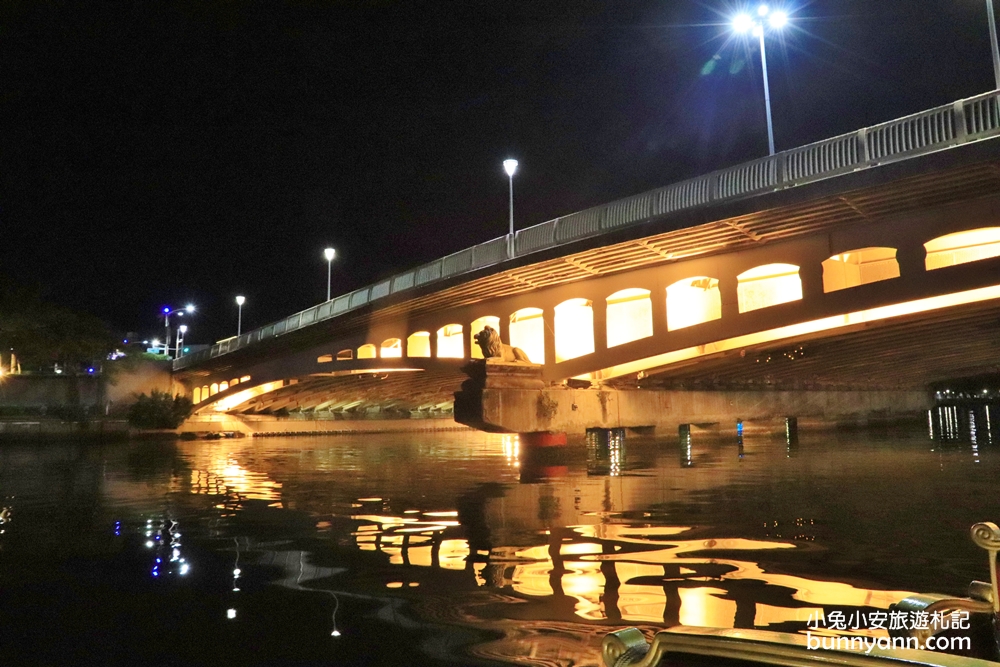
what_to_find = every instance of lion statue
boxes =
[474,325,531,363]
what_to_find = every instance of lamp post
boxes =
[235,295,246,336]
[732,5,789,156]
[176,325,188,357]
[162,304,195,359]
[987,0,1000,90]
[324,248,336,301]
[503,159,518,257]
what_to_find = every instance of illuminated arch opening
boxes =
[358,344,376,359]
[737,264,802,313]
[240,375,251,383]
[436,324,464,359]
[606,288,652,347]
[510,308,545,363]
[336,349,353,361]
[230,378,239,387]
[407,332,431,358]
[201,385,209,400]
[555,299,594,362]
[667,277,721,331]
[380,338,402,358]
[210,383,220,396]
[925,228,1000,270]
[193,386,202,403]
[470,316,500,359]
[219,381,229,392]
[317,354,334,363]
[822,248,899,292]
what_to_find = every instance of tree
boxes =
[0,284,117,370]
[127,391,193,429]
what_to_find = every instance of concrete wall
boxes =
[459,386,930,435]
[0,360,174,413]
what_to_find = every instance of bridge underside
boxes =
[211,297,1000,420]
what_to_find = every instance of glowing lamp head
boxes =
[768,10,788,28]
[331,630,341,637]
[732,13,754,33]
[753,24,764,37]
[163,307,171,314]
[757,4,770,16]
[152,339,160,347]
[324,247,336,262]
[178,325,188,334]
[503,159,518,177]
[185,304,195,313]
[235,295,246,306]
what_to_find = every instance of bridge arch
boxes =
[737,264,802,313]
[555,298,594,362]
[822,247,899,292]
[606,288,652,347]
[358,344,376,359]
[510,308,545,363]
[666,277,721,331]
[469,316,500,359]
[925,227,1000,271]
[337,349,353,360]
[407,331,431,357]
[437,324,464,359]
[380,338,402,358]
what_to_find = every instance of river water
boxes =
[0,418,996,666]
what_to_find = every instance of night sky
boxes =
[1,0,995,345]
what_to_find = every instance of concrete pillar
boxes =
[543,306,556,368]
[592,298,608,353]
[650,283,668,338]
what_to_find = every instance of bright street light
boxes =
[987,0,1000,90]
[503,159,518,258]
[161,305,195,359]
[732,4,789,155]
[235,295,246,336]
[176,324,188,357]
[323,248,336,301]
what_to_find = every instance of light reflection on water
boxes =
[0,423,996,665]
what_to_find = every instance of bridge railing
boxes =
[174,90,1000,371]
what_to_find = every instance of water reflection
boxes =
[0,427,996,666]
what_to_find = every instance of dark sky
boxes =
[0,0,995,345]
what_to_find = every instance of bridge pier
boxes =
[454,361,930,435]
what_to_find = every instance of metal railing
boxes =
[174,90,1000,371]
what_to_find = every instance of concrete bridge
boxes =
[174,91,1000,434]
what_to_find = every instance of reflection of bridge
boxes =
[176,92,1000,429]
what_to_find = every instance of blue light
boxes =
[163,307,171,314]
[87,367,95,374]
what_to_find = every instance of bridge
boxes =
[174,91,1000,434]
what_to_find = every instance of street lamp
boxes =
[235,295,246,336]
[503,159,518,257]
[986,0,1000,90]
[732,4,789,155]
[323,248,336,301]
[161,304,195,359]
[176,325,188,357]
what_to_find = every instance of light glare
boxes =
[757,4,770,16]
[324,247,336,262]
[732,14,754,33]
[769,11,788,28]
[235,295,245,306]
[503,159,518,177]
[185,304,195,313]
